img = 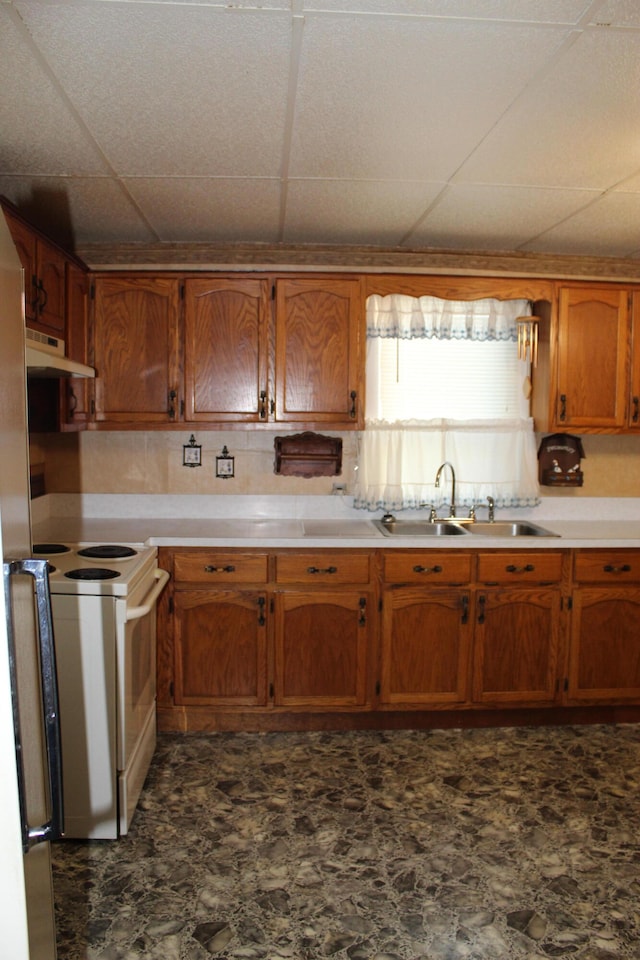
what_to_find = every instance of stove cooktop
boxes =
[32,542,158,596]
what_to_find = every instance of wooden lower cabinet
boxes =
[568,587,640,702]
[157,545,640,731]
[174,589,268,707]
[379,587,471,707]
[273,589,372,708]
[472,587,562,705]
[567,549,640,703]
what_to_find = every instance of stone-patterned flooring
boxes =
[52,724,640,959]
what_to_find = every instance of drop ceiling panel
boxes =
[410,183,599,250]
[125,178,283,242]
[13,3,292,177]
[283,179,445,244]
[290,15,570,181]
[589,0,640,27]
[0,6,108,175]
[521,192,640,258]
[458,27,640,189]
[0,176,158,245]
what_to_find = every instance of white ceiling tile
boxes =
[458,27,640,189]
[520,192,640,257]
[0,6,108,175]
[289,15,571,180]
[283,179,445,243]
[409,183,599,250]
[125,178,283,242]
[13,3,292,177]
[0,176,158,245]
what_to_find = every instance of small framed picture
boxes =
[183,434,202,467]
[216,445,235,479]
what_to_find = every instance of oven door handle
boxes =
[126,568,170,622]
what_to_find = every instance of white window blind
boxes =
[368,337,529,422]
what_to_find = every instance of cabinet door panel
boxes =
[184,278,269,422]
[568,587,640,701]
[274,591,369,707]
[380,588,471,706]
[37,239,66,337]
[556,286,628,429]
[275,279,361,424]
[473,588,561,705]
[93,277,181,423]
[174,590,268,706]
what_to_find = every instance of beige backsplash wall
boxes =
[30,430,640,500]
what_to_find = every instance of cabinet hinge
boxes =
[168,596,174,614]
[90,399,95,415]
[90,282,95,300]
[269,682,275,699]
[271,284,276,300]
[375,681,381,696]
[378,598,383,612]
[270,597,274,613]
[562,595,573,611]
[180,282,185,299]
[169,681,174,699]
[564,678,569,692]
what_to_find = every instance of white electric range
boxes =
[32,541,169,839]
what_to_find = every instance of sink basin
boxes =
[373,520,468,537]
[465,521,559,538]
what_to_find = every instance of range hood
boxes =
[25,328,95,378]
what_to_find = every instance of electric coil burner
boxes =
[77,545,138,560]
[65,567,121,581]
[32,543,71,555]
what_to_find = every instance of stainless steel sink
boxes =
[465,521,559,537]
[373,519,468,537]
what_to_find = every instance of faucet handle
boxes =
[429,505,437,522]
[468,505,476,521]
[486,496,495,522]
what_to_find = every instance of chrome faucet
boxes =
[435,461,456,518]
[487,496,495,522]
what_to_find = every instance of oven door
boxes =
[116,567,169,834]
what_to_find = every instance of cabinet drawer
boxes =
[574,550,640,583]
[275,552,371,584]
[173,552,268,583]
[477,552,563,583]
[383,552,471,584]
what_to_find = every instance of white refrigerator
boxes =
[0,208,62,959]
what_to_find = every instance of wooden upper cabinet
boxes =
[92,275,181,424]
[555,285,629,431]
[183,277,269,423]
[275,278,363,426]
[629,291,640,430]
[60,262,91,429]
[5,212,66,337]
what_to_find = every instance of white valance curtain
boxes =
[353,295,541,513]
[366,293,528,341]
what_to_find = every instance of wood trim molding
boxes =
[77,240,640,282]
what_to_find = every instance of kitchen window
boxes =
[353,294,540,512]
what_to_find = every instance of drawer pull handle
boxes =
[413,564,442,574]
[603,564,631,574]
[506,564,535,573]
[204,564,236,573]
[307,565,337,575]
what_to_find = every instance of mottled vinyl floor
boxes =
[52,724,640,960]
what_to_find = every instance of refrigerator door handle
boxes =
[4,557,64,851]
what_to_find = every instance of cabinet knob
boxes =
[603,564,631,574]
[204,564,236,574]
[307,566,337,575]
[412,564,442,574]
[506,564,535,573]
